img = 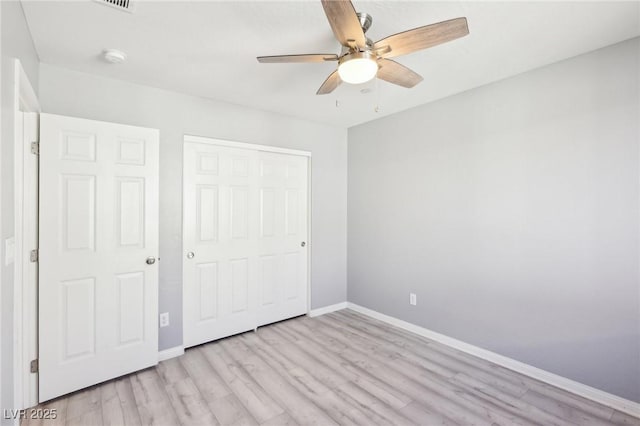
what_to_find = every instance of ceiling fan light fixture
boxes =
[338,51,378,85]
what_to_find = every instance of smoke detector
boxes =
[103,49,127,64]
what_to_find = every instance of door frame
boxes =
[181,134,313,342]
[13,59,41,411]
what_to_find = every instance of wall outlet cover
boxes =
[410,293,417,306]
[159,312,170,328]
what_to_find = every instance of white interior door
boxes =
[183,139,309,348]
[39,113,159,402]
[254,151,309,327]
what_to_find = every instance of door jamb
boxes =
[181,134,313,342]
[13,59,40,411]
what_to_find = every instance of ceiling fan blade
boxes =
[316,70,342,95]
[374,17,469,58]
[321,0,366,48]
[257,54,339,63]
[377,59,423,88]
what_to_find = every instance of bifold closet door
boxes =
[183,141,308,348]
[39,114,159,402]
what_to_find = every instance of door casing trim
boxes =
[13,58,41,413]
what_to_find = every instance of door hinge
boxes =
[30,359,38,373]
[30,249,38,263]
[31,141,39,155]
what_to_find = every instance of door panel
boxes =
[62,175,95,250]
[197,185,219,242]
[230,186,249,239]
[255,153,309,327]
[115,178,145,247]
[61,278,95,360]
[198,262,219,320]
[183,142,308,348]
[39,113,159,402]
[183,144,257,346]
[116,271,145,346]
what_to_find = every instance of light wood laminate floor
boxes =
[23,309,639,426]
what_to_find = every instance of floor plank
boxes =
[179,347,232,402]
[201,341,284,423]
[208,394,259,426]
[156,357,190,385]
[399,401,459,426]
[101,378,142,426]
[328,311,531,398]
[219,336,338,425]
[291,315,517,425]
[23,309,640,426]
[65,386,101,422]
[164,377,219,426]
[130,368,181,426]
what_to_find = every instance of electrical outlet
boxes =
[409,293,417,306]
[159,312,170,328]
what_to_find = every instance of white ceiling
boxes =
[22,1,640,128]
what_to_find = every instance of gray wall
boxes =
[1,1,39,422]
[39,63,348,351]
[348,38,640,402]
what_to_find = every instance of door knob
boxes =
[146,256,156,265]
[187,252,195,259]
[301,242,306,247]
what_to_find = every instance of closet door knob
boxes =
[146,257,156,265]
[300,242,306,247]
[187,252,195,259]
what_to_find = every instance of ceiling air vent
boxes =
[95,0,136,13]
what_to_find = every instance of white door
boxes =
[39,114,159,402]
[183,140,309,348]
[254,151,309,327]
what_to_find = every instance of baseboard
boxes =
[158,346,184,362]
[346,302,640,418]
[308,302,348,318]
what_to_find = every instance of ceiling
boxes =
[22,1,640,128]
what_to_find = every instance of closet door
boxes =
[255,152,309,327]
[183,140,308,348]
[183,143,258,347]
[39,114,159,402]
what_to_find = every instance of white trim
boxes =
[305,157,313,316]
[346,302,640,418]
[13,59,40,411]
[184,134,312,157]
[1,4,3,417]
[158,346,185,362]
[308,302,348,318]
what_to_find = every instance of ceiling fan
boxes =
[257,0,469,95]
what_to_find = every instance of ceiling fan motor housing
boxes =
[357,12,373,33]
[356,13,374,51]
[341,13,374,57]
